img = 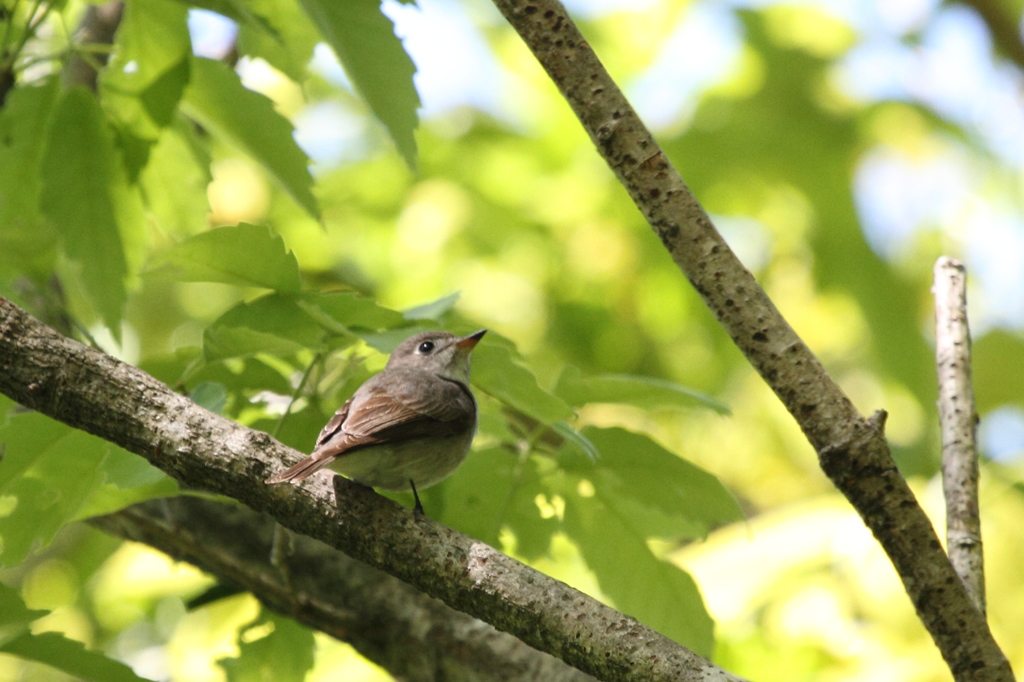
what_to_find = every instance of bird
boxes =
[265,329,486,514]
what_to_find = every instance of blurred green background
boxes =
[1,0,1024,680]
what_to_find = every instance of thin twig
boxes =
[271,351,323,439]
[933,256,985,615]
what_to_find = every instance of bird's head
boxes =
[387,329,487,383]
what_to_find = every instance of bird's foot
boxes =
[410,479,425,517]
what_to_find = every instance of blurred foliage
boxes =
[1,0,1023,679]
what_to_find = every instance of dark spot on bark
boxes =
[725,298,734,307]
[612,110,622,119]
[553,15,564,31]
[649,188,660,198]
[555,39,563,47]
[801,404,816,415]
[753,331,768,342]
[544,9,554,18]
[710,244,719,254]
[524,5,538,14]
[592,87,604,95]
[622,154,636,165]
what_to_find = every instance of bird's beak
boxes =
[456,329,487,349]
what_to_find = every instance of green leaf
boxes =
[0,412,176,563]
[581,427,743,539]
[100,0,191,165]
[0,427,107,566]
[297,290,406,332]
[181,57,319,221]
[436,446,556,559]
[219,611,315,682]
[550,422,599,463]
[296,0,420,167]
[556,366,729,414]
[471,341,574,424]
[0,583,46,628]
[563,492,714,656]
[139,122,212,236]
[403,292,460,321]
[0,632,155,682]
[40,88,143,339]
[235,0,319,82]
[203,292,403,361]
[150,223,302,292]
[190,382,229,414]
[975,331,1024,413]
[204,295,323,361]
[105,0,191,90]
[0,79,60,268]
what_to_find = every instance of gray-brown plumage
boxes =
[266,329,486,512]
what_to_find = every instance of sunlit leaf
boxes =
[563,492,714,656]
[150,223,302,292]
[0,427,107,566]
[436,446,556,559]
[0,79,59,268]
[219,610,315,682]
[139,122,212,236]
[204,292,405,361]
[100,0,191,172]
[181,57,319,220]
[0,583,46,628]
[204,294,324,361]
[0,632,154,682]
[580,427,743,539]
[235,0,319,82]
[296,0,419,167]
[40,88,144,340]
[471,342,573,424]
[0,413,178,554]
[297,290,406,332]
[403,292,460,321]
[556,366,729,414]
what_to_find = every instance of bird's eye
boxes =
[418,341,435,354]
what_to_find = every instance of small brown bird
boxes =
[266,329,486,514]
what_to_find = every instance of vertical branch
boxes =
[933,257,985,615]
[487,1,1013,678]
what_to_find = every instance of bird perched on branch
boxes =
[266,329,486,514]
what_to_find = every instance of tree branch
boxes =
[933,257,985,614]
[91,497,596,682]
[487,1,1012,679]
[0,296,746,682]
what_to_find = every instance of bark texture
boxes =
[0,296,745,682]
[487,1,1012,679]
[933,257,985,614]
[91,497,596,682]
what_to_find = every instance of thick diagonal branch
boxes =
[488,1,1011,679]
[933,257,985,614]
[0,297,745,682]
[91,497,595,682]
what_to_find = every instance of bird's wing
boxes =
[329,369,474,448]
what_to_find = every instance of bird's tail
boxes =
[265,455,332,485]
